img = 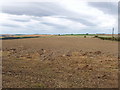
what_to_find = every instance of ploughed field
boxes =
[2,36,118,88]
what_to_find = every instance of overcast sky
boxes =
[0,0,118,34]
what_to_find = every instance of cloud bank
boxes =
[0,0,118,34]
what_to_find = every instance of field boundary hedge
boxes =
[1,36,40,40]
[95,36,120,41]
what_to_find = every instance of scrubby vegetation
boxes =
[95,36,120,41]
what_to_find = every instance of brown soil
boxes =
[2,36,118,88]
[12,34,54,37]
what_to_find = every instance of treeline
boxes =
[1,36,40,40]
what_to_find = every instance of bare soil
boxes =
[2,36,118,88]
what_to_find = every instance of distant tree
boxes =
[94,35,98,38]
[86,33,89,35]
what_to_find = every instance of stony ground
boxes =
[2,36,118,88]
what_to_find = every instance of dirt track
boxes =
[2,36,118,88]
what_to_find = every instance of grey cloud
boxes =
[2,2,68,16]
[2,2,98,27]
[11,19,30,22]
[88,2,118,15]
[41,22,67,29]
[1,23,20,27]
[63,17,96,26]
[2,2,88,19]
[1,2,117,34]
